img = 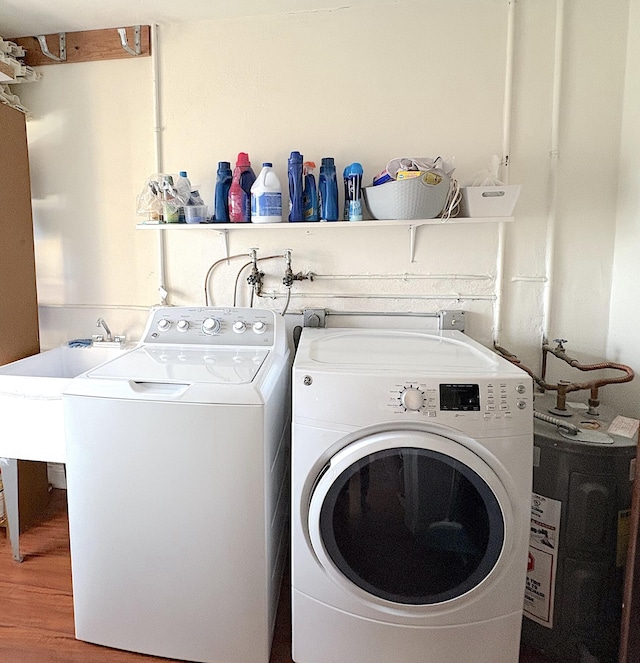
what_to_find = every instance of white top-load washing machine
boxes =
[292,328,533,663]
[63,306,290,663]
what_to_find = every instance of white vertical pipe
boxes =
[492,0,516,346]
[541,0,564,345]
[151,23,168,305]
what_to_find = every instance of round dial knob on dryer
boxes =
[233,321,247,334]
[252,321,266,334]
[202,318,221,335]
[157,319,171,332]
[400,388,424,411]
[176,320,190,332]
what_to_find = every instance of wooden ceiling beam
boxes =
[7,26,151,67]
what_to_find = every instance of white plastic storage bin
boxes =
[460,184,521,217]
[363,173,451,220]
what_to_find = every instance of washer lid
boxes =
[306,329,499,370]
[86,346,269,384]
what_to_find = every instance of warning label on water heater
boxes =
[524,493,562,628]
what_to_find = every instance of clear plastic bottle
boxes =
[176,171,192,222]
[251,163,282,223]
[161,175,180,223]
[228,153,256,223]
[318,157,339,222]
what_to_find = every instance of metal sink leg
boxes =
[1,460,23,562]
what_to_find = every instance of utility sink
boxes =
[0,344,128,463]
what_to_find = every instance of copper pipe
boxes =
[494,342,635,415]
[542,343,635,387]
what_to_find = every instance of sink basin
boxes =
[0,344,128,463]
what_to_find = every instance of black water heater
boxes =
[521,393,637,663]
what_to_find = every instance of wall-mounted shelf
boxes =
[136,216,514,262]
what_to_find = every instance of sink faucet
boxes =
[96,317,113,342]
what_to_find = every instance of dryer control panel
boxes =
[140,306,277,347]
[388,379,531,422]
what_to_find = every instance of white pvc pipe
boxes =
[310,273,492,282]
[541,0,564,345]
[151,24,168,305]
[258,292,496,302]
[492,0,516,346]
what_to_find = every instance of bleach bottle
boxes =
[213,161,232,222]
[318,157,339,222]
[228,152,256,223]
[251,163,282,223]
[303,161,319,221]
[288,151,304,222]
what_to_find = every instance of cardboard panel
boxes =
[0,103,40,365]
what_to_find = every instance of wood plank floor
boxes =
[0,490,554,663]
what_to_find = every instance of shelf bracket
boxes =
[221,229,230,261]
[117,26,141,57]
[409,224,417,263]
[36,33,66,62]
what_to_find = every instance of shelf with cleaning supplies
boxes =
[136,216,514,262]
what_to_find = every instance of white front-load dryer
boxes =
[291,328,533,663]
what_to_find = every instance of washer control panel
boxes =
[142,307,276,346]
[388,379,531,420]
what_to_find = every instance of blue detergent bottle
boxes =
[214,161,232,222]
[318,157,339,222]
[343,162,364,221]
[303,161,319,221]
[288,151,304,222]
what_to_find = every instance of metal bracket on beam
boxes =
[36,33,66,62]
[117,26,141,57]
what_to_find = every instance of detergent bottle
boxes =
[303,161,319,221]
[213,161,232,222]
[318,157,339,221]
[228,152,256,223]
[288,151,304,222]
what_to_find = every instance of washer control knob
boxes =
[176,320,190,332]
[233,321,247,334]
[157,319,171,332]
[517,400,527,410]
[516,384,526,394]
[400,388,424,411]
[252,321,267,334]
[202,317,221,335]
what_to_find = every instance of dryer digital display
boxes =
[439,383,480,411]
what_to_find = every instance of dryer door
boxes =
[308,429,511,605]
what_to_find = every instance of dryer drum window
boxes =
[318,447,505,604]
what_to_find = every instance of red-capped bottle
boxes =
[228,152,256,223]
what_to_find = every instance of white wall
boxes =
[608,0,640,417]
[13,0,637,414]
